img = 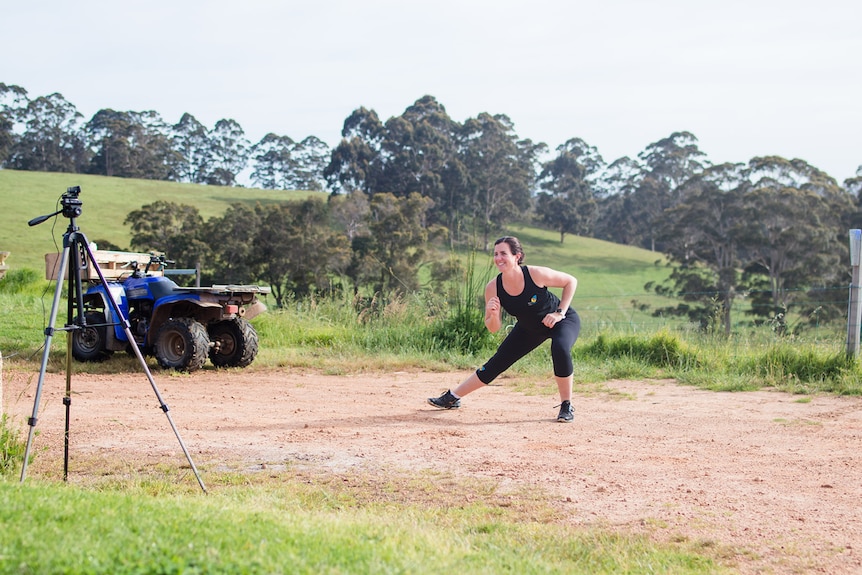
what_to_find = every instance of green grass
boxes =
[0,476,725,575]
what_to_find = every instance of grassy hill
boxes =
[0,169,322,271]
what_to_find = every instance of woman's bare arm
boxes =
[529,266,577,314]
[483,278,502,333]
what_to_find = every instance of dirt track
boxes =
[4,367,861,574]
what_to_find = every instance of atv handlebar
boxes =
[125,253,175,278]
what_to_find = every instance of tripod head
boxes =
[28,186,83,227]
[60,186,83,219]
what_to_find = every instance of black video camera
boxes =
[61,186,83,219]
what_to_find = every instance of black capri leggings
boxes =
[476,310,581,384]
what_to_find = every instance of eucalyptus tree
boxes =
[200,202,263,284]
[250,203,294,306]
[170,113,211,184]
[251,134,330,190]
[327,98,471,245]
[639,130,708,193]
[0,111,11,166]
[651,162,749,334]
[0,83,28,165]
[124,200,211,278]
[85,109,174,180]
[631,131,708,251]
[204,118,250,187]
[324,106,386,194]
[7,92,89,173]
[378,96,468,235]
[329,190,378,294]
[329,189,370,242]
[291,135,330,191]
[593,156,644,245]
[846,166,862,199]
[250,133,297,189]
[360,192,444,294]
[280,197,350,297]
[651,155,854,334]
[252,198,350,304]
[87,109,145,177]
[738,156,853,325]
[379,96,450,197]
[536,138,604,243]
[459,113,543,249]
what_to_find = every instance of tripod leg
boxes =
[20,245,71,482]
[80,239,208,493]
[63,318,73,482]
[63,236,86,481]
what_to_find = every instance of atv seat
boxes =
[147,279,181,300]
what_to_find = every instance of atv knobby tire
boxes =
[208,317,259,368]
[154,317,210,371]
[72,311,114,362]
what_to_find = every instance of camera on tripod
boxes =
[21,184,208,491]
[60,186,82,219]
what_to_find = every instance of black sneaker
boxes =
[428,390,461,409]
[556,400,574,422]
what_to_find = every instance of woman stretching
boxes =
[428,236,581,422]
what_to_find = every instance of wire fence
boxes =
[572,284,853,353]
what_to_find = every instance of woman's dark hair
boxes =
[494,236,525,264]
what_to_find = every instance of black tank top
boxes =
[496,266,560,328]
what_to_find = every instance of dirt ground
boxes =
[3,367,861,574]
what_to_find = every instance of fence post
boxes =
[847,229,862,357]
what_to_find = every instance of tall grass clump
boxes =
[347,291,444,353]
[252,289,463,370]
[424,251,496,356]
[733,344,861,394]
[0,268,57,360]
[0,415,26,477]
[0,268,44,295]
[579,331,699,371]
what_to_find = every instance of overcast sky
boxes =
[4,0,860,182]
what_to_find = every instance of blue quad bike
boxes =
[71,255,270,372]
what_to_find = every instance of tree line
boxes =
[4,82,862,334]
[0,83,329,189]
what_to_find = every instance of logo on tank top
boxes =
[528,294,538,306]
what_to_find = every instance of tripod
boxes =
[20,186,207,493]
